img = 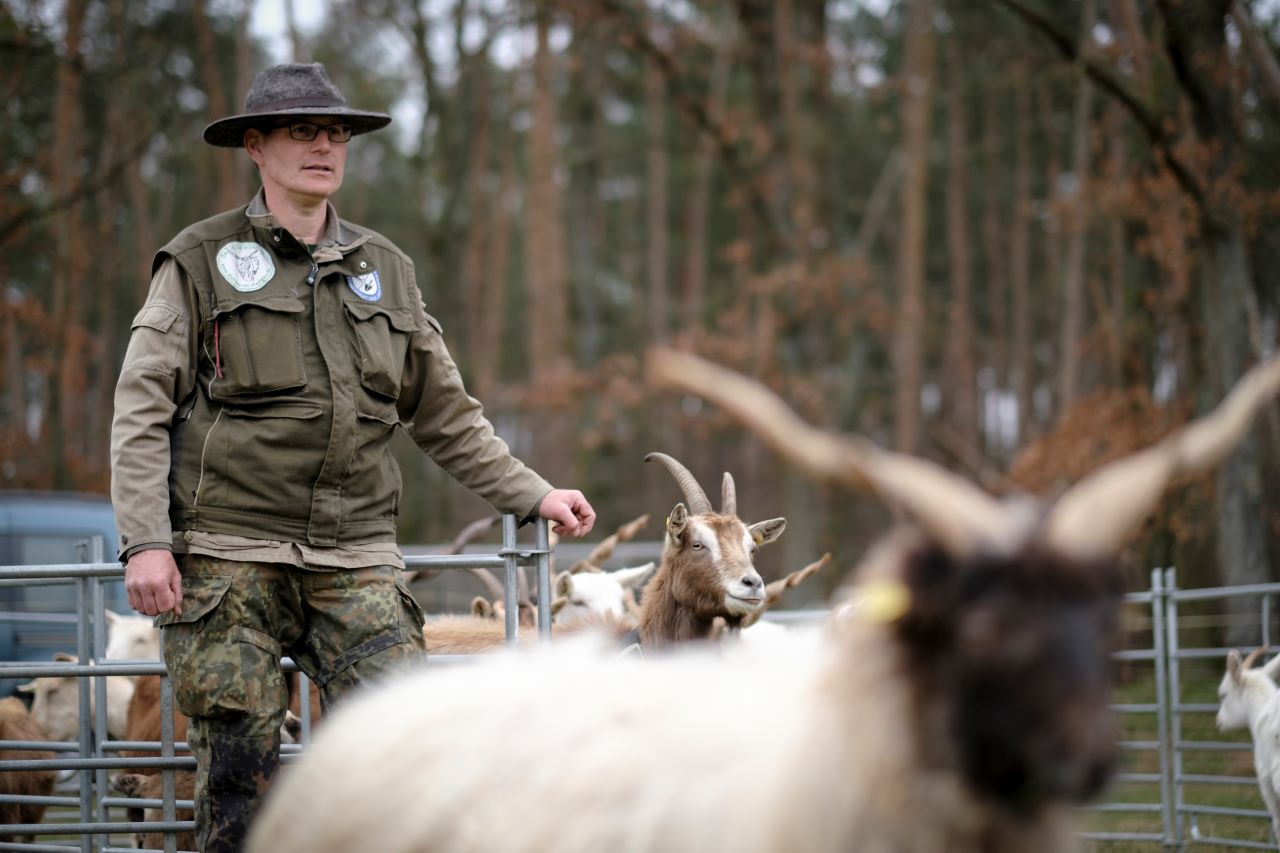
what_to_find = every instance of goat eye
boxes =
[691,542,703,550]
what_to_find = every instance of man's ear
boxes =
[243,129,267,167]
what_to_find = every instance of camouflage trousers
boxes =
[158,554,427,853]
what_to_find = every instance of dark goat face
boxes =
[895,543,1123,814]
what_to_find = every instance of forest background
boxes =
[3,0,1279,614]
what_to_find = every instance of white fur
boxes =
[104,610,161,671]
[554,564,656,625]
[248,607,1070,853]
[1216,650,1280,840]
[16,613,158,744]
[17,655,133,742]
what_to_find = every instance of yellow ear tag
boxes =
[854,579,911,624]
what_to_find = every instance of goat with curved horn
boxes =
[644,452,712,515]
[647,350,1011,558]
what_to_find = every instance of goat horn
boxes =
[1244,646,1269,670]
[1043,353,1280,558]
[468,568,505,601]
[647,349,1008,557]
[721,472,737,516]
[645,452,713,515]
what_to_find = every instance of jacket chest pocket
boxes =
[343,300,415,400]
[210,297,307,399]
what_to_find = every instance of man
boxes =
[110,63,595,852]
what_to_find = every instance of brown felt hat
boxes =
[203,62,391,147]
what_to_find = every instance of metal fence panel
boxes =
[0,516,550,852]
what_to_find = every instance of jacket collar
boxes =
[245,188,369,257]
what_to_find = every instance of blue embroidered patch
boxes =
[347,271,382,302]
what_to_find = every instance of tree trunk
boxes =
[944,41,978,456]
[474,141,516,398]
[192,0,239,212]
[568,23,606,365]
[891,0,934,454]
[461,57,493,384]
[284,0,305,61]
[1229,0,1280,113]
[1153,0,1271,640]
[1058,0,1097,409]
[644,27,669,346]
[49,0,87,488]
[1010,73,1033,445]
[683,3,735,333]
[981,89,1009,399]
[526,7,570,382]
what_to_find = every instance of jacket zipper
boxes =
[193,407,224,505]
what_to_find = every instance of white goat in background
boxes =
[248,349,1280,853]
[1217,647,1280,841]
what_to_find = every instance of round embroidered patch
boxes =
[216,242,276,292]
[347,271,382,302]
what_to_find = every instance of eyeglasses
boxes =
[278,122,353,143]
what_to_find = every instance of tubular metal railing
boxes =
[1,543,1278,851]
[0,515,551,853]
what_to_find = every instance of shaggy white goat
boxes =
[1217,647,1280,840]
[247,350,1280,853]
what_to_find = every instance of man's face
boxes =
[245,117,348,205]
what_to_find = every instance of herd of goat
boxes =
[2,349,1280,851]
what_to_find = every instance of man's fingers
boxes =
[170,574,183,616]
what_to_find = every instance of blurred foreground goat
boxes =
[247,350,1280,853]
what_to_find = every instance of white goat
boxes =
[549,562,656,624]
[104,609,161,674]
[1217,647,1280,840]
[15,612,157,742]
[17,653,133,741]
[247,350,1280,853]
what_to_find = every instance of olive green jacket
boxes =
[110,191,551,561]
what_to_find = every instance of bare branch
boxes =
[981,0,1210,216]
[565,0,786,252]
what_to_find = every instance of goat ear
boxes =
[555,573,573,597]
[15,682,34,694]
[53,652,77,664]
[471,597,494,619]
[1227,648,1244,682]
[104,610,120,624]
[614,562,656,589]
[749,517,787,546]
[667,503,689,539]
[518,602,537,627]
[551,596,568,616]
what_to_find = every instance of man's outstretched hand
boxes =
[537,489,596,538]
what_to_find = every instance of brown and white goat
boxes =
[634,452,785,650]
[248,350,1280,853]
[424,456,784,654]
